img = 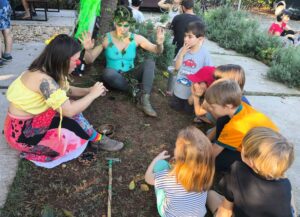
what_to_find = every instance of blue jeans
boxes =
[153,160,171,217]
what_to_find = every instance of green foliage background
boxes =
[134,15,176,71]
[202,7,300,88]
[268,46,300,87]
[203,7,283,65]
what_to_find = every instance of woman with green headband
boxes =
[80,6,165,117]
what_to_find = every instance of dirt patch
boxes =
[0,65,212,217]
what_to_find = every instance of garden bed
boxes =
[0,65,211,217]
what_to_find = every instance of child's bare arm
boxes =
[212,143,224,158]
[216,198,233,217]
[175,51,185,70]
[194,99,207,117]
[207,127,216,141]
[145,151,170,185]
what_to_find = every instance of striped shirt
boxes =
[154,169,207,217]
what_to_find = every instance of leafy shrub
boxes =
[134,18,176,71]
[203,7,283,64]
[267,46,300,87]
[203,7,300,87]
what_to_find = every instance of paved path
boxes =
[0,10,299,211]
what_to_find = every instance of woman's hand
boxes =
[79,32,95,50]
[156,27,165,45]
[155,150,170,161]
[89,82,108,99]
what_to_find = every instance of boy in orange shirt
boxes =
[203,79,278,172]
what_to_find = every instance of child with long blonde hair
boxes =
[145,126,215,217]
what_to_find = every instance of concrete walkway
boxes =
[0,10,299,211]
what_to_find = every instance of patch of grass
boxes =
[0,160,33,217]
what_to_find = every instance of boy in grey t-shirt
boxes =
[170,21,212,113]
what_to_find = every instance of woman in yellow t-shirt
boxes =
[4,34,123,169]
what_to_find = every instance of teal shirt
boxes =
[105,32,137,72]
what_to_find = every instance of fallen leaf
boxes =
[162,71,169,78]
[140,184,149,192]
[62,209,74,217]
[128,180,135,190]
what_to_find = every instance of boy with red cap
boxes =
[187,66,215,122]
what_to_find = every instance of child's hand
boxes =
[181,42,191,56]
[155,151,170,161]
[79,32,95,50]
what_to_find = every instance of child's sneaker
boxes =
[2,55,12,62]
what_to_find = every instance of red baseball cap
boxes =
[187,66,216,87]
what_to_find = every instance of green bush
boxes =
[134,19,176,71]
[203,7,300,87]
[203,7,283,64]
[267,47,300,87]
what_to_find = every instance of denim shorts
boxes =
[0,3,12,30]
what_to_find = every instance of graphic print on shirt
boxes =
[183,59,197,68]
[177,59,197,87]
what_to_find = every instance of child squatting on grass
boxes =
[187,66,215,123]
[203,79,278,172]
[207,127,297,217]
[170,21,212,114]
[188,64,250,125]
[145,126,215,217]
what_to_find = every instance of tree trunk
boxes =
[98,0,118,36]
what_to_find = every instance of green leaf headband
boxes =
[113,6,136,25]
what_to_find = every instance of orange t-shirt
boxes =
[216,102,278,152]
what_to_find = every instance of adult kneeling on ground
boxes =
[81,6,165,117]
[4,34,124,169]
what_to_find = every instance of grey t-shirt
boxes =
[130,7,145,23]
[173,46,212,99]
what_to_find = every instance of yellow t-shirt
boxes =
[6,75,69,114]
[216,102,278,152]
